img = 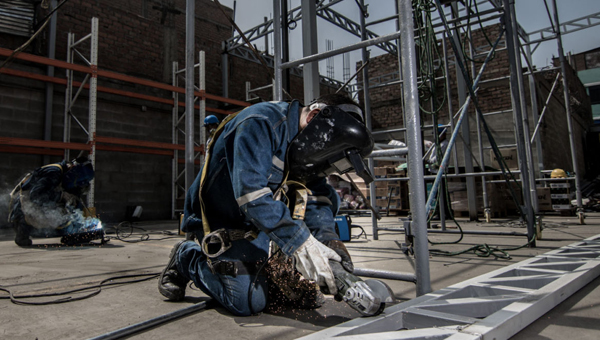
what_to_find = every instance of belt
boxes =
[207,259,265,277]
[201,227,259,258]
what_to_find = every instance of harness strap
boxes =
[198,111,242,237]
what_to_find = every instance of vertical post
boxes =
[503,0,535,245]
[172,61,179,220]
[63,32,74,161]
[552,0,584,217]
[185,0,195,192]
[525,38,544,173]
[221,43,228,99]
[273,0,283,101]
[468,29,490,219]
[199,51,206,159]
[301,0,319,103]
[281,0,290,93]
[442,32,459,174]
[450,3,477,221]
[510,3,538,214]
[44,0,58,165]
[399,0,431,296]
[88,17,99,208]
[357,0,377,240]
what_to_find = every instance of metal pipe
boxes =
[273,0,283,101]
[43,0,58,165]
[369,148,409,157]
[375,170,521,183]
[510,2,538,215]
[281,29,403,70]
[503,0,535,244]
[399,0,431,296]
[442,32,459,174]
[424,29,505,219]
[86,302,208,340]
[88,18,98,208]
[552,0,583,215]
[356,0,377,241]
[385,228,528,237]
[353,268,417,283]
[199,51,206,163]
[531,72,560,143]
[185,0,195,193]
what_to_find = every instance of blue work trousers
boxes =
[176,233,270,316]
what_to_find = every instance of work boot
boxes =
[266,251,325,310]
[158,240,190,301]
[14,222,32,247]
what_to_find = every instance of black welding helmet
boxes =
[286,104,374,184]
[63,158,94,191]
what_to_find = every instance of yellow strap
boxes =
[198,111,242,236]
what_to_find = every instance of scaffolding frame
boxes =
[0,17,249,220]
[266,0,597,296]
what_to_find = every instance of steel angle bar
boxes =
[299,235,600,340]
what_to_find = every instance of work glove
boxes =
[293,234,342,295]
[325,240,354,273]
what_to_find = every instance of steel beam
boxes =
[299,235,600,340]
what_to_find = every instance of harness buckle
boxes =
[201,228,232,258]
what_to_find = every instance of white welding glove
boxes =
[293,234,342,295]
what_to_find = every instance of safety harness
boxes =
[196,108,312,277]
[8,163,64,228]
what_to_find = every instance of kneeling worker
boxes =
[8,157,102,246]
[158,93,386,316]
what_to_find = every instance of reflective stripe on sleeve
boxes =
[272,155,284,170]
[237,187,272,206]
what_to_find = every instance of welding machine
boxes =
[335,215,352,242]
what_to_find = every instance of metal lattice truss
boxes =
[224,0,396,55]
[527,11,600,53]
[229,45,347,90]
[300,235,600,340]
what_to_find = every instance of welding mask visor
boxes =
[287,105,374,184]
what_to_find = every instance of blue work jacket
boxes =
[182,100,340,256]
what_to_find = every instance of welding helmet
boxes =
[204,115,219,127]
[551,168,567,179]
[63,159,95,191]
[286,104,374,184]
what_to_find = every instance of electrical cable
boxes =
[0,273,159,306]
[102,221,180,243]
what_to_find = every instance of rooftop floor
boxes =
[1,212,599,339]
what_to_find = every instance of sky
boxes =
[217,0,600,82]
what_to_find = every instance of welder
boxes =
[8,157,100,246]
[158,93,379,316]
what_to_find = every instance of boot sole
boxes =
[158,240,187,301]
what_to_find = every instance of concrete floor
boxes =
[1,212,599,340]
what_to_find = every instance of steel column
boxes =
[88,18,98,208]
[199,51,206,161]
[510,2,539,214]
[503,0,536,244]
[301,0,319,102]
[552,0,584,221]
[184,0,195,193]
[399,0,431,296]
[44,0,58,164]
[273,0,283,101]
[450,3,478,221]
